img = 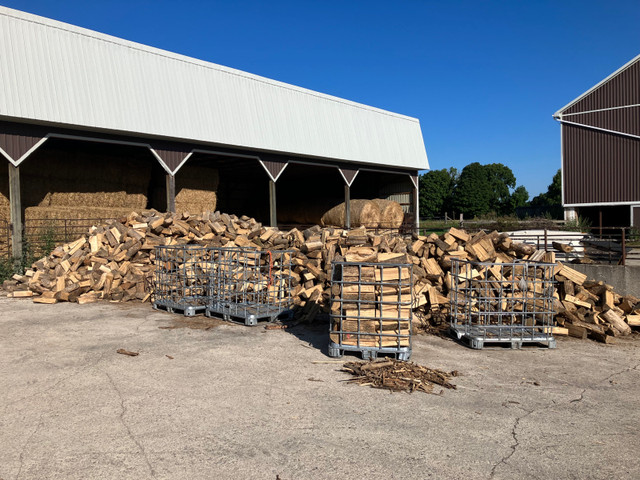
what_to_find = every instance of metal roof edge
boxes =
[0,114,429,170]
[553,53,640,118]
[0,5,421,124]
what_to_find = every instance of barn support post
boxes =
[414,181,419,232]
[409,174,419,233]
[8,163,23,261]
[344,184,351,229]
[166,174,176,213]
[269,180,277,228]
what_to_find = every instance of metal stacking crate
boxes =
[450,258,557,349]
[329,261,413,360]
[206,247,294,326]
[153,244,212,316]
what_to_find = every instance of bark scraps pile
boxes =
[341,359,458,394]
[4,210,640,343]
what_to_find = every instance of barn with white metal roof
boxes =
[0,6,428,257]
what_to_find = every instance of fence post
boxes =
[621,228,626,266]
[544,229,548,253]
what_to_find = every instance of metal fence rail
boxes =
[450,258,556,349]
[24,217,115,258]
[329,261,413,360]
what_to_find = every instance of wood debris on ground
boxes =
[2,208,639,343]
[116,348,139,356]
[340,359,458,394]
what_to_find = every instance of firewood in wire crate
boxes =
[340,359,458,394]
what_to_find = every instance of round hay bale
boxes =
[372,199,405,229]
[321,199,381,228]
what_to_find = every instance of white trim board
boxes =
[565,201,640,207]
[556,120,640,140]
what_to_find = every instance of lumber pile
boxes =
[4,210,640,344]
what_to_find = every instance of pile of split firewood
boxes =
[3,209,639,343]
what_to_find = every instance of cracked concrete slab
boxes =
[1,296,639,479]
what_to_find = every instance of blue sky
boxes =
[3,0,639,197]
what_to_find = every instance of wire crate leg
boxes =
[328,343,343,358]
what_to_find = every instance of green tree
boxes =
[419,168,457,218]
[484,163,516,215]
[452,162,492,217]
[452,162,521,217]
[510,185,529,211]
[530,169,561,207]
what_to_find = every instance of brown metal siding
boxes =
[563,124,640,204]
[565,59,640,114]
[0,121,48,161]
[633,206,640,227]
[566,106,640,137]
[261,159,288,181]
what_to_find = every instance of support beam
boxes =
[166,174,175,213]
[564,207,577,222]
[269,180,277,228]
[344,184,351,229]
[414,182,420,232]
[8,164,22,260]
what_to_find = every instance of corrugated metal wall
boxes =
[564,60,640,114]
[563,124,640,204]
[559,56,640,207]
[566,106,640,136]
[378,182,413,213]
[0,7,428,171]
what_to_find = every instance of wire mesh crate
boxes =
[329,261,413,360]
[450,258,557,349]
[153,244,212,316]
[206,247,294,326]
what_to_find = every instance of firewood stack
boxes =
[330,263,412,349]
[3,210,639,343]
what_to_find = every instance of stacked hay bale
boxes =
[175,166,219,214]
[0,172,9,222]
[277,203,330,226]
[21,152,150,221]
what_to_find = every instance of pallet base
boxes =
[153,301,206,317]
[206,303,292,326]
[450,327,556,350]
[327,341,411,361]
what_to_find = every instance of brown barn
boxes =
[553,54,640,228]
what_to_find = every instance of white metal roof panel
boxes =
[0,6,429,170]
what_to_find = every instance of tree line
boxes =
[419,163,561,219]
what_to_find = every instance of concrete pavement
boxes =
[1,297,639,479]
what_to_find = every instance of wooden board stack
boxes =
[4,209,639,344]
